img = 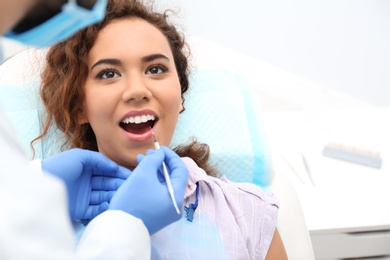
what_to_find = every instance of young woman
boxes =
[34,0,287,259]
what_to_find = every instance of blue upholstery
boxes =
[171,69,272,186]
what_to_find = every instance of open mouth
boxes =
[119,114,157,135]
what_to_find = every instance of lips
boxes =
[119,113,157,135]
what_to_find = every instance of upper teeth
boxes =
[121,114,156,124]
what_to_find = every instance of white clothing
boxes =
[0,111,150,259]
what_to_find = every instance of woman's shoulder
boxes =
[182,157,279,208]
[220,175,279,207]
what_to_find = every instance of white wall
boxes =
[160,0,390,106]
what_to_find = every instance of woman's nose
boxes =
[122,74,152,102]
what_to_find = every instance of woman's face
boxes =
[81,18,183,169]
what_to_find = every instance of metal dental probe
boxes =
[151,131,180,214]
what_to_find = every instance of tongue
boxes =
[121,122,151,135]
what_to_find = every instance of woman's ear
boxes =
[78,108,89,124]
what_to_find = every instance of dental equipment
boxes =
[152,132,180,214]
[300,152,316,187]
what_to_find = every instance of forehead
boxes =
[88,18,173,61]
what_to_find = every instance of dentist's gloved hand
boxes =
[42,148,130,220]
[109,146,189,235]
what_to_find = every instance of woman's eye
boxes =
[97,69,120,79]
[146,65,167,75]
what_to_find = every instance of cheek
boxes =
[170,92,183,112]
[166,82,184,112]
[83,87,114,121]
[165,86,183,133]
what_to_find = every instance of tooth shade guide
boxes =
[323,142,382,169]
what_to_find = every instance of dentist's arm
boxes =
[1,113,147,259]
[76,210,151,259]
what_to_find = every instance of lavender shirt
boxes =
[151,157,279,260]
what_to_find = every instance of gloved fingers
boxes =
[135,149,164,172]
[161,146,189,176]
[91,176,125,190]
[132,149,165,185]
[79,149,119,172]
[142,150,165,180]
[84,201,109,220]
[90,190,115,205]
[160,146,189,195]
[92,165,131,179]
[145,149,157,156]
[136,153,145,164]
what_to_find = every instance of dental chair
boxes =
[0,46,315,259]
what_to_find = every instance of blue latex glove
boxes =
[42,148,130,220]
[109,146,189,235]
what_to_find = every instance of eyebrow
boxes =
[141,53,170,63]
[91,58,122,70]
[90,54,170,71]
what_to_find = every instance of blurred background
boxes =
[156,0,390,106]
[2,0,389,106]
